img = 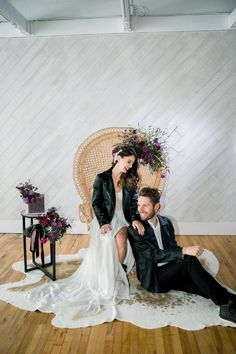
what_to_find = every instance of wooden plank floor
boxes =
[0,233,235,354]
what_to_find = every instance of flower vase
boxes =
[28,194,45,214]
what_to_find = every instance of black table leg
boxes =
[22,216,27,272]
[21,212,57,280]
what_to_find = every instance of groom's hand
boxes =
[132,220,145,236]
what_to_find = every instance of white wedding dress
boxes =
[0,191,135,327]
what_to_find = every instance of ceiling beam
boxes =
[31,18,124,36]
[120,0,132,32]
[132,14,229,33]
[0,0,30,35]
[228,8,236,28]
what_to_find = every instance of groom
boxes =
[128,187,236,324]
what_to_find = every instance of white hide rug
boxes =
[0,249,235,330]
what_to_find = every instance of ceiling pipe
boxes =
[120,0,132,32]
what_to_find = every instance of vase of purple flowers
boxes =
[16,180,45,213]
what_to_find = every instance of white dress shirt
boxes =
[148,216,168,267]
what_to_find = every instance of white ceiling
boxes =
[0,0,236,37]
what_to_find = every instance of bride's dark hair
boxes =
[114,146,140,191]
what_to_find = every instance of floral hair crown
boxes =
[112,126,171,174]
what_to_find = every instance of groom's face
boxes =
[138,196,160,221]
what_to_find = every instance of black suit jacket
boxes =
[128,215,183,292]
[92,167,139,227]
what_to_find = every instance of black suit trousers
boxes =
[156,255,230,305]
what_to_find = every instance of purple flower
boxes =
[142,146,150,153]
[50,232,58,240]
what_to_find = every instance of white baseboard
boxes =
[0,220,235,235]
[0,220,88,235]
[174,222,236,236]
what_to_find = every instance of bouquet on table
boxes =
[37,207,71,244]
[25,207,71,258]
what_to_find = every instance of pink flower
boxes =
[155,142,161,150]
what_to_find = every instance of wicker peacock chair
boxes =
[73,127,166,225]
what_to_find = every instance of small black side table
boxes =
[21,211,56,280]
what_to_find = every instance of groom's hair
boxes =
[139,187,161,205]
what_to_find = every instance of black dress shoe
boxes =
[219,303,236,324]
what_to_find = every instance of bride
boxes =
[0,146,144,327]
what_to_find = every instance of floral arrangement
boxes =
[112,126,170,173]
[16,180,40,204]
[37,207,71,243]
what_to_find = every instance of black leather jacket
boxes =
[92,167,139,227]
[128,215,183,293]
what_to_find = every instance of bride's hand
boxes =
[100,224,112,234]
[132,220,145,236]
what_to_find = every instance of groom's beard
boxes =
[139,209,156,221]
